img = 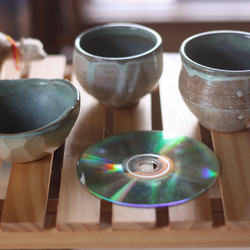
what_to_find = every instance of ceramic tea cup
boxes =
[179,30,250,132]
[0,78,80,162]
[73,23,163,108]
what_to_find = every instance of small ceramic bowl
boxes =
[179,30,250,132]
[73,23,163,108]
[0,78,80,162]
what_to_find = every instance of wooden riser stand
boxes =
[0,53,249,249]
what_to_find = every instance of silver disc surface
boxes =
[77,131,219,207]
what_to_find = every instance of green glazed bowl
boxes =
[0,78,80,162]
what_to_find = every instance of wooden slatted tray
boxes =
[0,53,249,249]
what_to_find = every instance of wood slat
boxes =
[160,54,201,139]
[112,94,156,230]
[159,53,213,229]
[0,225,250,249]
[1,56,66,231]
[1,155,53,231]
[212,131,250,229]
[113,94,152,134]
[56,74,105,231]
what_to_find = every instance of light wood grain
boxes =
[212,131,250,229]
[0,225,250,249]
[159,53,213,229]
[56,74,105,231]
[112,94,156,230]
[1,155,53,231]
[160,54,201,138]
[113,94,152,134]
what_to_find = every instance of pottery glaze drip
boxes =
[73,23,163,108]
[179,30,250,132]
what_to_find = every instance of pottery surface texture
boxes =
[73,23,163,108]
[179,30,250,132]
[0,78,80,162]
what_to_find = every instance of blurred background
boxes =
[0,0,250,62]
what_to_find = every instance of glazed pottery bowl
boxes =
[73,23,163,108]
[179,30,250,132]
[0,78,80,162]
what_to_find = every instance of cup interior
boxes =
[183,31,250,71]
[0,79,76,134]
[78,25,159,58]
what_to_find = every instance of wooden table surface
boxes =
[0,53,249,249]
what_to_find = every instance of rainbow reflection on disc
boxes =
[76,131,219,207]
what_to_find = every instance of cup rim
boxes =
[0,78,80,138]
[180,30,250,74]
[74,22,162,60]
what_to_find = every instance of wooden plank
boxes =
[0,225,250,249]
[113,94,152,133]
[160,54,201,138]
[212,131,250,229]
[159,53,213,229]
[56,74,105,231]
[1,56,66,231]
[112,94,156,230]
[1,155,53,231]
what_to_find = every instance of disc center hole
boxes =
[137,160,159,173]
[123,153,174,180]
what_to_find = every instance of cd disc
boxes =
[76,131,219,207]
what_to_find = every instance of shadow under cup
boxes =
[179,30,250,132]
[73,23,163,108]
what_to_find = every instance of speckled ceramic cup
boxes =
[179,30,250,132]
[73,23,163,108]
[0,78,80,162]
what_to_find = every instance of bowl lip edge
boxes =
[179,29,250,74]
[74,22,162,61]
[0,78,80,138]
